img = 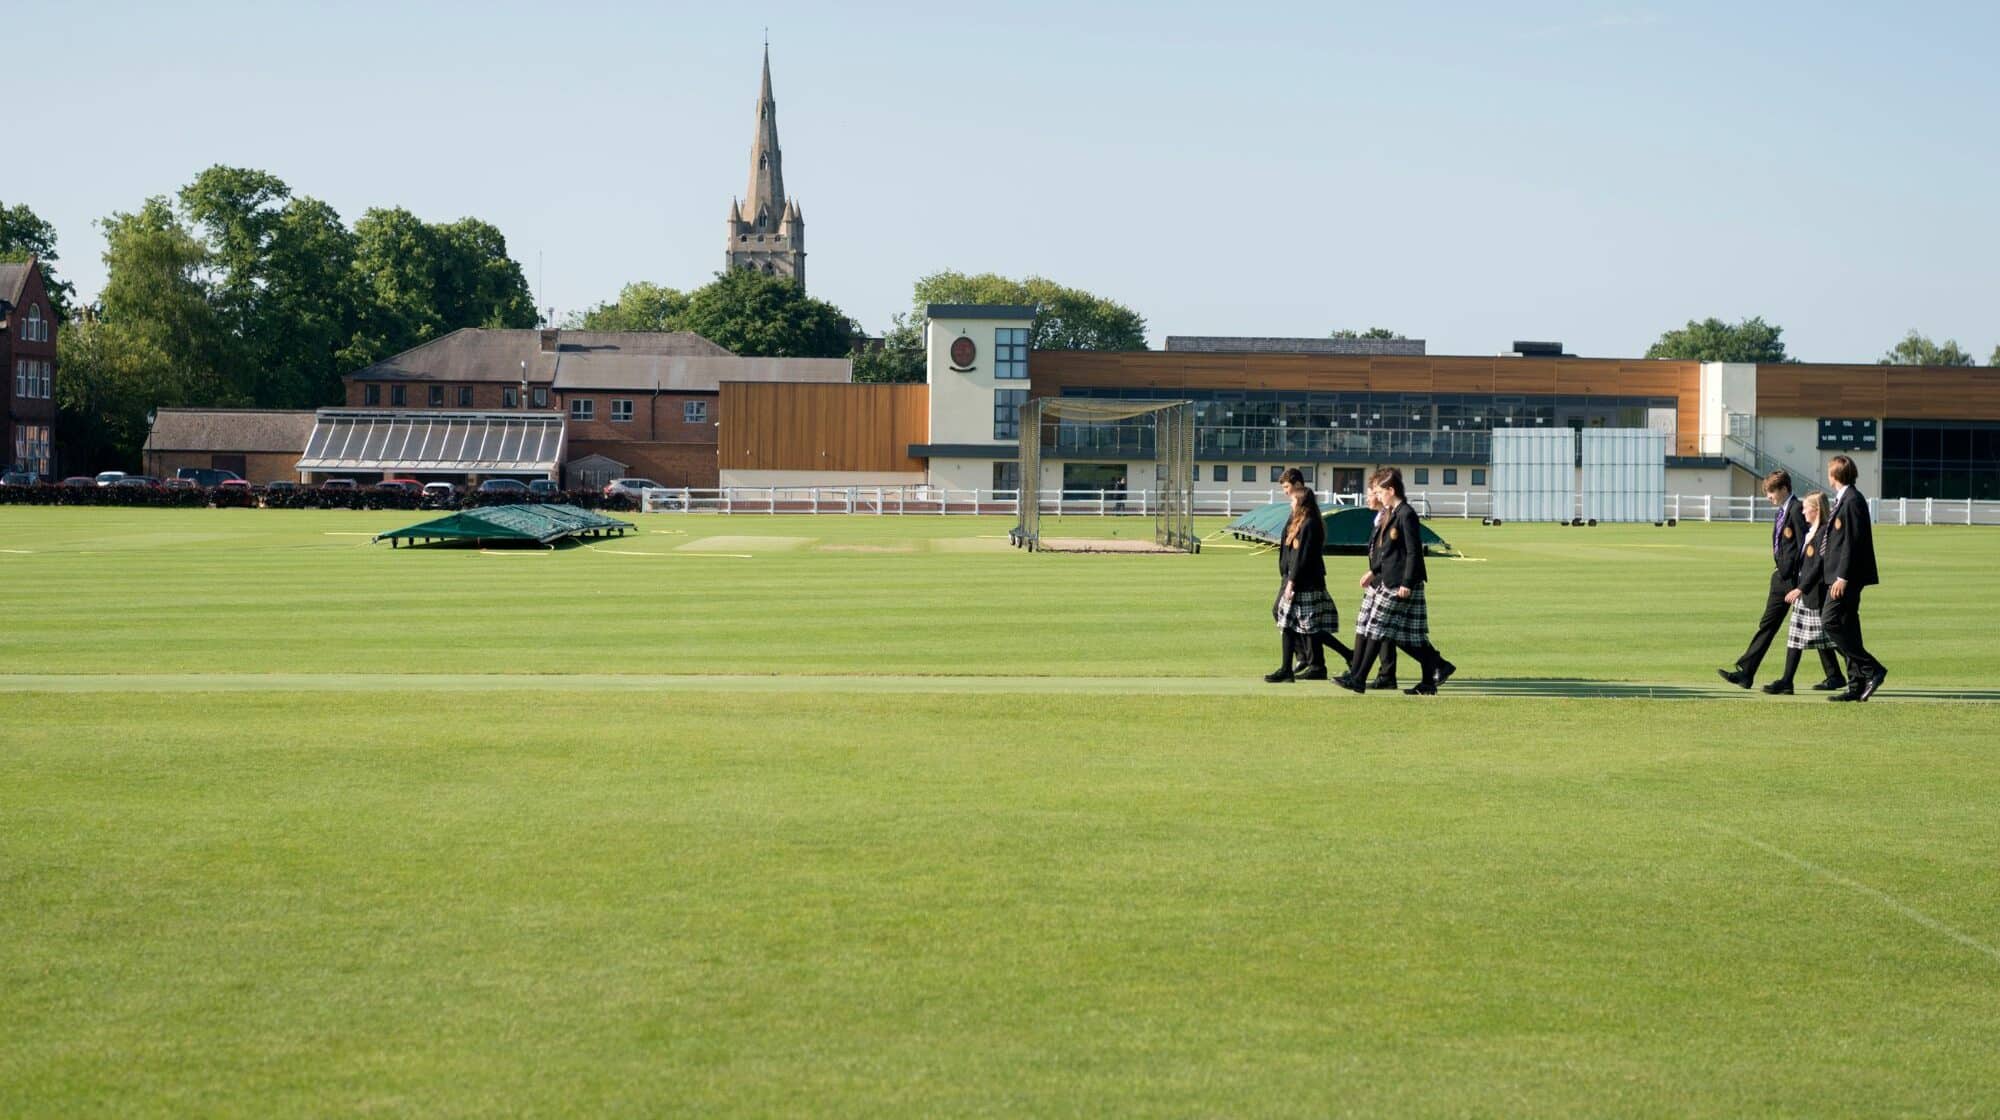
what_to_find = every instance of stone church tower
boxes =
[725,47,805,287]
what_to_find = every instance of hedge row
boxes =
[0,486,641,513]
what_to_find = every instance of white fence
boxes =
[640,486,2000,527]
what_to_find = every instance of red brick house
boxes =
[1,259,58,478]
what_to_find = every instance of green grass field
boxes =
[4,508,1999,1116]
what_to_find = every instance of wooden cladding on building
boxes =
[1756,364,2000,422]
[1029,352,1706,455]
[719,382,929,472]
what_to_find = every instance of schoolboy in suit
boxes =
[1719,470,1843,692]
[1821,455,1887,701]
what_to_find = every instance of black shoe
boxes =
[1856,668,1887,702]
[1811,677,1848,692]
[1403,682,1439,695]
[1828,690,1860,702]
[1335,674,1366,694]
[1369,677,1397,691]
[1264,667,1295,684]
[1296,664,1329,681]
[1717,668,1753,689]
[1761,681,1794,695]
[1434,660,1457,688]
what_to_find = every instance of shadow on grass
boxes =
[1445,678,2000,703]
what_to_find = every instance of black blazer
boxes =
[1822,487,1880,588]
[1794,527,1830,609]
[1772,495,1809,585]
[1368,502,1426,589]
[1278,511,1327,591]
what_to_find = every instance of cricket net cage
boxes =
[1009,398,1198,554]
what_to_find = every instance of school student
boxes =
[1266,468,1353,683]
[1762,491,1837,694]
[1821,455,1887,701]
[1338,468,1458,695]
[1353,489,1400,689]
[1718,470,1844,692]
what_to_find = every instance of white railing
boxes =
[638,486,2000,527]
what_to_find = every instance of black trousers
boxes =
[1737,571,1839,681]
[1822,584,1882,682]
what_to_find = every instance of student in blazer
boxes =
[1719,470,1843,692]
[1338,468,1457,695]
[1820,455,1886,701]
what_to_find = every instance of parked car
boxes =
[114,476,161,488]
[218,479,254,491]
[1,471,37,487]
[528,479,561,495]
[321,478,358,490]
[60,476,98,488]
[375,478,421,493]
[477,478,529,494]
[95,471,128,487]
[162,477,198,490]
[265,480,299,492]
[422,482,460,498]
[176,467,243,487]
[603,478,665,499]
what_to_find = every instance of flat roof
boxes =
[924,304,1037,320]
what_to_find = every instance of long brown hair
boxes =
[1281,467,1318,545]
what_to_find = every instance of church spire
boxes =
[744,44,785,233]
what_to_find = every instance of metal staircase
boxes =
[1721,434,1825,495]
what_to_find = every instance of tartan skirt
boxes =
[1786,604,1834,650]
[1354,585,1384,636]
[1359,584,1429,644]
[1274,584,1339,635]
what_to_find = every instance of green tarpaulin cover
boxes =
[1225,502,1454,556]
[375,503,635,546]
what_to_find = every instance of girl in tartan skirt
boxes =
[1354,488,1400,689]
[1769,491,1837,695]
[1339,467,1458,695]
[1266,468,1354,683]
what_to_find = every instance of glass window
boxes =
[1212,465,1228,482]
[1472,468,1487,486]
[1269,466,1282,483]
[428,386,444,407]
[993,462,1021,492]
[1241,465,1255,481]
[994,388,1027,440]
[458,386,474,407]
[503,388,518,409]
[570,398,594,421]
[533,387,549,409]
[611,399,634,422]
[390,385,406,406]
[364,383,380,405]
[1414,468,1430,485]
[994,327,1030,380]
[684,400,709,424]
[1443,468,1458,485]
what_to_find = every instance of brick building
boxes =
[142,409,318,482]
[1,259,58,479]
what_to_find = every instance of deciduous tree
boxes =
[1879,330,1975,367]
[1643,317,1793,363]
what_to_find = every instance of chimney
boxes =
[539,329,560,353]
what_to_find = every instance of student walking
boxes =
[1718,470,1844,692]
[1339,468,1458,695]
[1354,488,1400,690]
[1761,491,1837,695]
[1821,455,1887,701]
[1266,468,1353,683]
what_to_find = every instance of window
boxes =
[13,360,24,397]
[503,387,518,409]
[458,386,474,407]
[532,387,549,409]
[1443,468,1458,486]
[364,384,381,406]
[38,361,51,398]
[570,398,595,421]
[1269,466,1282,483]
[23,305,46,342]
[428,386,444,407]
[1472,468,1487,486]
[390,385,406,406]
[611,399,634,422]
[1414,468,1430,485]
[1241,465,1255,483]
[994,388,1027,440]
[683,400,709,424]
[1212,465,1228,482]
[994,327,1030,380]
[993,461,1021,493]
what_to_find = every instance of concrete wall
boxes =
[926,312,1032,448]
[1698,362,1760,453]
[1756,414,1882,494]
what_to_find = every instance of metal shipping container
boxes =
[1581,428,1667,523]
[1491,429,1576,522]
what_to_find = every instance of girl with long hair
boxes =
[1339,468,1458,695]
[1266,468,1353,682]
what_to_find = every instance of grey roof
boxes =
[298,410,564,474]
[0,261,30,306]
[924,304,1037,320]
[142,409,319,454]
[555,355,851,393]
[348,328,736,384]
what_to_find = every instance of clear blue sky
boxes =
[29,0,2000,360]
